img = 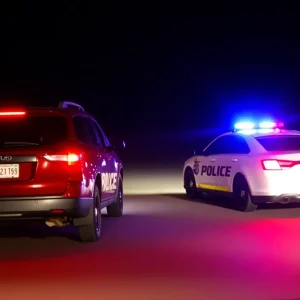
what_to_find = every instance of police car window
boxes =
[256,135,300,151]
[226,135,250,154]
[204,136,229,155]
[204,135,250,155]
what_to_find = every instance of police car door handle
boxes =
[210,158,216,162]
[232,158,238,162]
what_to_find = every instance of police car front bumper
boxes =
[0,196,93,219]
[253,194,300,204]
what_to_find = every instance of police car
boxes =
[183,121,300,211]
[0,101,124,242]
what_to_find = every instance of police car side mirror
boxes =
[203,151,210,157]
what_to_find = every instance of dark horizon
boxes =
[2,7,300,167]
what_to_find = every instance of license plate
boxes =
[0,164,19,178]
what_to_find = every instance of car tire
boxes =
[233,176,257,212]
[185,169,198,198]
[107,177,123,217]
[78,185,102,242]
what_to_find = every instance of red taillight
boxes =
[44,153,81,165]
[262,159,294,170]
[52,209,64,214]
[0,111,26,116]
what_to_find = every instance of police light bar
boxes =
[259,121,284,129]
[234,122,255,130]
[234,121,284,131]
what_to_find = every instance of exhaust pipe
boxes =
[45,217,69,227]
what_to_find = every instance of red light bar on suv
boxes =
[0,111,26,116]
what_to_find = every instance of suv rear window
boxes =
[0,115,68,147]
[255,135,300,151]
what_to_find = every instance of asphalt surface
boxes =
[1,190,300,300]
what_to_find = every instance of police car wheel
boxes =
[78,185,102,242]
[185,169,198,198]
[107,177,123,217]
[233,177,257,212]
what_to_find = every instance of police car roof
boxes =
[222,129,300,138]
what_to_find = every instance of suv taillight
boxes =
[261,159,294,170]
[44,153,81,165]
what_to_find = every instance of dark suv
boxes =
[0,101,124,242]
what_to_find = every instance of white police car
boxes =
[183,121,300,211]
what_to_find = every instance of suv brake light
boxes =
[262,159,294,170]
[44,153,81,165]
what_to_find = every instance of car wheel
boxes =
[185,169,198,198]
[233,176,257,212]
[107,177,123,217]
[78,185,102,242]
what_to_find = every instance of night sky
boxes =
[1,4,300,164]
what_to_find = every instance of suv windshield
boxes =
[255,135,300,151]
[0,115,68,147]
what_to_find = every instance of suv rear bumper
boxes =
[0,196,93,218]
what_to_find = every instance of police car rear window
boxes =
[0,116,67,147]
[255,135,300,151]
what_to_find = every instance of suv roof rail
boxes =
[58,101,85,112]
[28,107,54,110]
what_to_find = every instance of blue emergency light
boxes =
[233,120,284,134]
[234,122,255,130]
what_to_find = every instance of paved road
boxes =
[1,193,300,299]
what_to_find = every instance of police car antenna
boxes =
[58,101,85,112]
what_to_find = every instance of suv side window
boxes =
[89,119,103,147]
[73,116,88,143]
[101,130,112,148]
[73,116,98,145]
[204,135,250,155]
[94,122,112,148]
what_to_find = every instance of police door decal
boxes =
[102,172,117,192]
[200,165,231,177]
[196,158,232,192]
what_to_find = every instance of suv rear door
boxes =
[72,115,113,202]
[92,121,118,199]
[0,112,70,197]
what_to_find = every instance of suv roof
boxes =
[28,101,85,112]
[31,101,85,113]
[0,101,93,146]
[0,101,92,118]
